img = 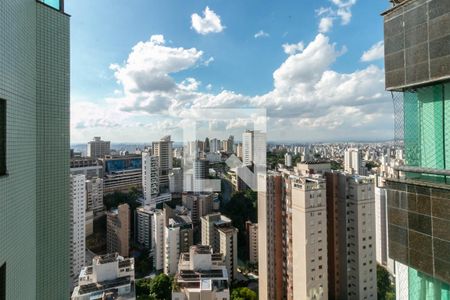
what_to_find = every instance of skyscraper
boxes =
[0,0,70,298]
[383,0,450,297]
[258,172,284,300]
[142,151,160,207]
[152,135,173,189]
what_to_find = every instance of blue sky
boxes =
[67,0,392,143]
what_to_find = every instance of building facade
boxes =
[70,174,87,290]
[142,151,160,207]
[383,0,450,298]
[107,203,130,257]
[85,177,103,213]
[87,137,110,159]
[152,135,173,189]
[0,0,70,298]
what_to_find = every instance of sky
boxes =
[66,0,392,143]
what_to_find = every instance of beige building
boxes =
[246,221,258,264]
[201,213,238,281]
[107,203,130,257]
[182,192,214,224]
[87,136,110,159]
[291,176,328,300]
[152,135,173,189]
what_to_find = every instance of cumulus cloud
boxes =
[73,30,391,142]
[254,30,269,39]
[361,41,384,62]
[191,7,225,35]
[282,42,305,55]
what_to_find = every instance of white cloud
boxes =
[282,42,305,55]
[273,34,346,91]
[73,31,391,143]
[191,7,225,35]
[315,0,357,32]
[203,57,215,66]
[178,78,201,91]
[254,30,269,39]
[319,17,334,33]
[361,41,384,62]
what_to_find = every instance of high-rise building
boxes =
[325,171,377,300]
[70,175,86,290]
[107,203,130,257]
[193,158,209,192]
[164,209,194,275]
[290,176,328,300]
[87,137,111,159]
[0,0,70,297]
[246,221,258,264]
[169,168,183,194]
[383,0,450,297]
[242,130,266,168]
[142,151,160,207]
[85,177,103,213]
[344,148,366,175]
[182,192,214,224]
[285,152,293,167]
[171,246,230,300]
[71,253,135,300]
[344,175,377,299]
[201,213,238,281]
[152,135,173,189]
[258,172,284,300]
[236,143,243,159]
[218,226,238,281]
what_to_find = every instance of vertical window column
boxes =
[0,99,5,176]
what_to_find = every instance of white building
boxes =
[87,136,110,158]
[344,148,366,175]
[285,152,293,167]
[85,177,103,213]
[142,151,160,208]
[242,130,266,171]
[345,176,377,300]
[70,174,86,290]
[172,246,230,300]
[291,176,328,300]
[71,253,135,300]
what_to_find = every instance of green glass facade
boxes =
[0,0,70,299]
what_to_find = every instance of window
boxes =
[0,263,5,300]
[0,99,5,176]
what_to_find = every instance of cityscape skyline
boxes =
[67,0,392,143]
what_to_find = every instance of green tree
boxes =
[377,265,395,300]
[221,190,257,261]
[149,274,173,300]
[135,278,151,297]
[231,287,257,300]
